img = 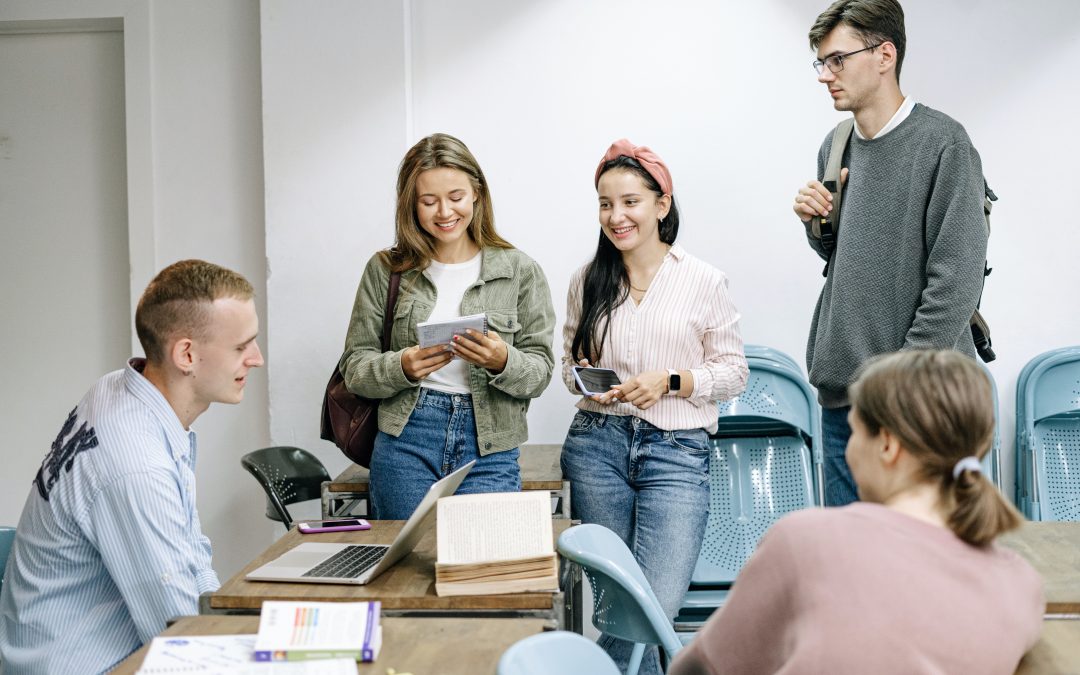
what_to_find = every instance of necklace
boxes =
[629,283,648,293]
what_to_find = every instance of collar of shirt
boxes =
[123,357,197,464]
[668,242,686,261]
[854,96,915,140]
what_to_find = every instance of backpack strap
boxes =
[811,118,855,275]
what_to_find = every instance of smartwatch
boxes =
[667,369,681,394]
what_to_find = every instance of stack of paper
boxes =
[253,601,382,663]
[135,635,357,674]
[435,490,559,596]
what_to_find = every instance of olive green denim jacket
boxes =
[339,247,555,455]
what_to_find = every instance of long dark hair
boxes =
[570,156,680,364]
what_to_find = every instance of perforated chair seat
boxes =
[1032,416,1080,520]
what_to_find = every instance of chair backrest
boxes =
[240,446,331,529]
[1018,348,1080,520]
[497,631,621,675]
[556,524,683,660]
[693,435,814,585]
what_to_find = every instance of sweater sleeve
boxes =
[669,521,799,675]
[903,141,987,350]
[803,132,834,261]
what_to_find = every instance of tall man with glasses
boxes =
[792,0,989,506]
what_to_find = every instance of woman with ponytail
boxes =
[560,139,748,675]
[670,350,1043,675]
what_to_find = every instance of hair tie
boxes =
[952,456,983,480]
[594,138,673,196]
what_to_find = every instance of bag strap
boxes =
[381,272,402,353]
[811,118,855,272]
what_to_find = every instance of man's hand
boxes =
[451,329,508,374]
[401,344,453,381]
[793,168,848,223]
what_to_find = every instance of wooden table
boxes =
[1015,620,1080,674]
[1000,521,1080,616]
[202,519,582,632]
[322,443,570,519]
[111,615,548,675]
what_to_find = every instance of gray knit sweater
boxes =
[804,104,988,408]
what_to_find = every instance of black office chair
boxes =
[240,446,331,530]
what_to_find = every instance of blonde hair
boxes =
[135,259,254,363]
[383,133,512,273]
[849,350,1022,546]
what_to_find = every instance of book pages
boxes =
[436,491,553,565]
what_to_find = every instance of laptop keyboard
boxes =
[302,545,387,579]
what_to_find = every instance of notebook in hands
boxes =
[246,460,476,585]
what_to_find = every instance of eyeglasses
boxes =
[812,43,882,75]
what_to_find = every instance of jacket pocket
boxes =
[487,310,521,346]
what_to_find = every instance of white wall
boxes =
[263,0,1080,504]
[0,0,274,580]
[3,0,1078,587]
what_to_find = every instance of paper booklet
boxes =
[435,490,559,597]
[136,635,357,674]
[416,313,488,354]
[253,601,381,663]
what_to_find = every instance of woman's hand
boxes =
[608,370,668,410]
[451,329,508,374]
[401,344,453,382]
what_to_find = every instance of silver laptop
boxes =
[246,460,475,585]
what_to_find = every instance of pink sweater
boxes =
[670,503,1043,675]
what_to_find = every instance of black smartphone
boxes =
[572,366,623,396]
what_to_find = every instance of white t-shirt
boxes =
[421,252,482,394]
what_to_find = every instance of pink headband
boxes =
[594,138,673,196]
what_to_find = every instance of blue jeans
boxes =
[561,411,710,675]
[369,388,521,519]
[822,405,858,506]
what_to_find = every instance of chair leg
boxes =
[626,642,645,675]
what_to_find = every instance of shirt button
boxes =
[161,572,172,583]
[484,442,492,450]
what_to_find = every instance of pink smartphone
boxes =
[297,518,371,534]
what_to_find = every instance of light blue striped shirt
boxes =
[0,359,219,674]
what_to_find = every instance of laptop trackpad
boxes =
[278,543,344,567]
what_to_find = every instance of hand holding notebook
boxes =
[416,313,488,356]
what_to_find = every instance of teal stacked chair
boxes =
[240,446,331,530]
[981,364,1003,488]
[1015,347,1080,520]
[675,345,821,633]
[0,526,15,596]
[498,631,621,675]
[556,524,685,675]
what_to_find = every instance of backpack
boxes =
[809,119,997,363]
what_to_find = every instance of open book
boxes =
[435,490,559,597]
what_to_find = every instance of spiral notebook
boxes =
[416,313,488,352]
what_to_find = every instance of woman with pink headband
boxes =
[561,139,749,674]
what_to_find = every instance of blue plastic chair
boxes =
[498,631,621,675]
[1016,348,1080,520]
[676,348,821,632]
[0,526,15,596]
[981,364,1002,488]
[556,524,684,675]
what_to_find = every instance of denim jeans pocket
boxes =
[568,410,602,433]
[666,428,709,455]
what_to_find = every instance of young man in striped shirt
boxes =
[0,260,264,673]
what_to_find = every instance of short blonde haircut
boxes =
[849,350,1023,546]
[135,259,254,363]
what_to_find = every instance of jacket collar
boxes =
[479,246,514,282]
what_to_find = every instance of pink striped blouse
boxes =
[561,244,749,433]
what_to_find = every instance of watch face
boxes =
[669,373,681,391]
